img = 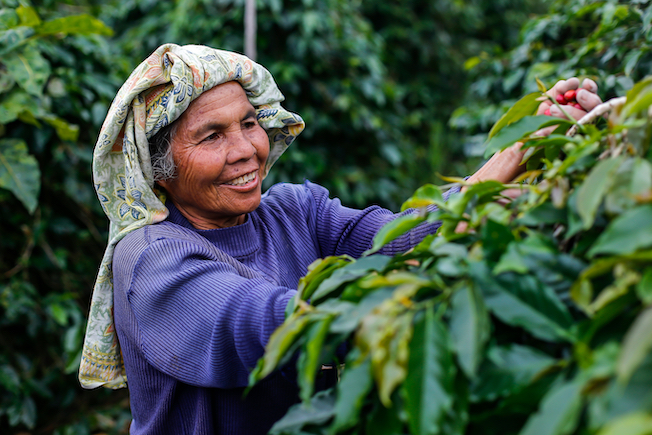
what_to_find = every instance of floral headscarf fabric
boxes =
[79,44,305,389]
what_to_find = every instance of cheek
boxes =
[251,129,270,161]
[176,150,226,185]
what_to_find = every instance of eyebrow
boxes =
[194,108,257,139]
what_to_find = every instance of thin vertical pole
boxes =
[245,0,257,61]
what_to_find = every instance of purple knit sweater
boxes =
[112,181,458,434]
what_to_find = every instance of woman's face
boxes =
[158,81,270,229]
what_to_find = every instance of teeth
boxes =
[225,171,256,186]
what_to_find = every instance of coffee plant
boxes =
[250,79,652,435]
[0,1,131,432]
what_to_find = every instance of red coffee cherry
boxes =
[544,108,552,116]
[555,94,567,104]
[564,90,577,102]
[573,103,583,110]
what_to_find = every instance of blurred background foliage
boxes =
[0,0,649,433]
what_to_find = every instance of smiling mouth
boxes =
[224,170,257,186]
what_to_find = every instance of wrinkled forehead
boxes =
[177,81,254,121]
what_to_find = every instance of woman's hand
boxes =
[454,78,602,234]
[535,78,603,137]
[537,77,602,118]
[465,77,602,186]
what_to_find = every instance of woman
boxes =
[79,44,601,434]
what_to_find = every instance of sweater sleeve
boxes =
[113,230,296,389]
[301,181,460,258]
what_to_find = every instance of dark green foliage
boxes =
[0,1,130,432]
[452,0,652,163]
[250,75,652,435]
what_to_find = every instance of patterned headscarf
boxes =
[79,44,305,389]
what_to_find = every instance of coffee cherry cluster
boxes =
[544,89,583,116]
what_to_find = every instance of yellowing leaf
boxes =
[596,412,652,435]
[16,6,41,27]
[36,15,113,36]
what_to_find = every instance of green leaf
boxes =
[588,205,652,257]
[297,316,334,402]
[63,350,82,375]
[3,44,51,96]
[576,157,623,229]
[0,88,37,124]
[43,115,79,142]
[311,255,391,303]
[0,26,34,56]
[366,214,426,255]
[365,396,403,435]
[19,396,36,429]
[269,389,336,434]
[596,412,652,435]
[481,219,514,262]
[249,313,313,384]
[488,92,541,139]
[471,344,556,402]
[617,307,652,384]
[636,268,652,305]
[517,200,567,227]
[449,283,490,378]
[330,358,373,433]
[494,241,529,274]
[624,51,643,77]
[589,351,652,428]
[484,116,571,158]
[49,303,68,326]
[401,183,444,212]
[0,364,20,394]
[0,9,20,30]
[402,308,455,435]
[295,256,352,306]
[0,138,40,213]
[36,14,113,37]
[519,380,583,435]
[470,262,574,342]
[631,158,652,197]
[623,76,652,119]
[0,67,16,93]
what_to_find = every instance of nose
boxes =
[225,128,256,164]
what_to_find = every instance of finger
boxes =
[455,220,469,234]
[576,88,602,112]
[581,78,598,93]
[537,100,553,115]
[549,104,586,121]
[501,188,526,199]
[533,125,557,137]
[549,77,580,96]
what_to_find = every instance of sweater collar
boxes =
[165,201,260,258]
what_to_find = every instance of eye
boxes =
[202,132,221,142]
[243,119,258,129]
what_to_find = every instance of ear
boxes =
[156,179,172,191]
